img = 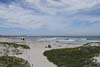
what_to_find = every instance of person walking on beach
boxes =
[21,37,25,44]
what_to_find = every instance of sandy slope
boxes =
[18,41,82,67]
[17,42,57,67]
[9,41,81,67]
[27,44,57,67]
[0,38,82,67]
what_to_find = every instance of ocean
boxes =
[0,36,100,45]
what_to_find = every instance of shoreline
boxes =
[16,41,81,67]
[0,39,100,67]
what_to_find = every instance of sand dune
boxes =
[16,41,82,67]
[0,38,81,67]
[16,42,57,67]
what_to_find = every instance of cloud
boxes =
[0,0,100,35]
[0,0,17,4]
[25,0,100,15]
[0,4,47,29]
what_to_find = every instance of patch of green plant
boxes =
[0,42,30,56]
[0,42,30,49]
[0,56,30,67]
[44,42,100,67]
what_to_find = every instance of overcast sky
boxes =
[0,0,100,36]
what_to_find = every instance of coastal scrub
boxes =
[44,42,100,67]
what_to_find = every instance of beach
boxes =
[15,41,81,67]
[0,37,81,67]
[0,36,100,67]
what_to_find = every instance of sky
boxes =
[0,0,100,36]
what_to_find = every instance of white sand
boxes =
[1,38,100,67]
[15,42,56,67]
[94,56,100,63]
[0,38,81,67]
[16,41,81,67]
[2,38,100,66]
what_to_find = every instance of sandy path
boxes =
[17,42,57,67]
[28,44,57,67]
[15,41,81,67]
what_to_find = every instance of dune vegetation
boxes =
[44,42,100,67]
[0,42,30,49]
[0,56,30,67]
[0,42,31,67]
[0,42,30,56]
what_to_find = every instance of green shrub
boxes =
[0,42,30,56]
[0,56,30,67]
[44,42,100,67]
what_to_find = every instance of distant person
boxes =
[21,37,25,44]
[21,37,25,41]
[45,44,52,48]
[48,44,51,48]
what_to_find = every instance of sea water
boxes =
[0,36,100,45]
